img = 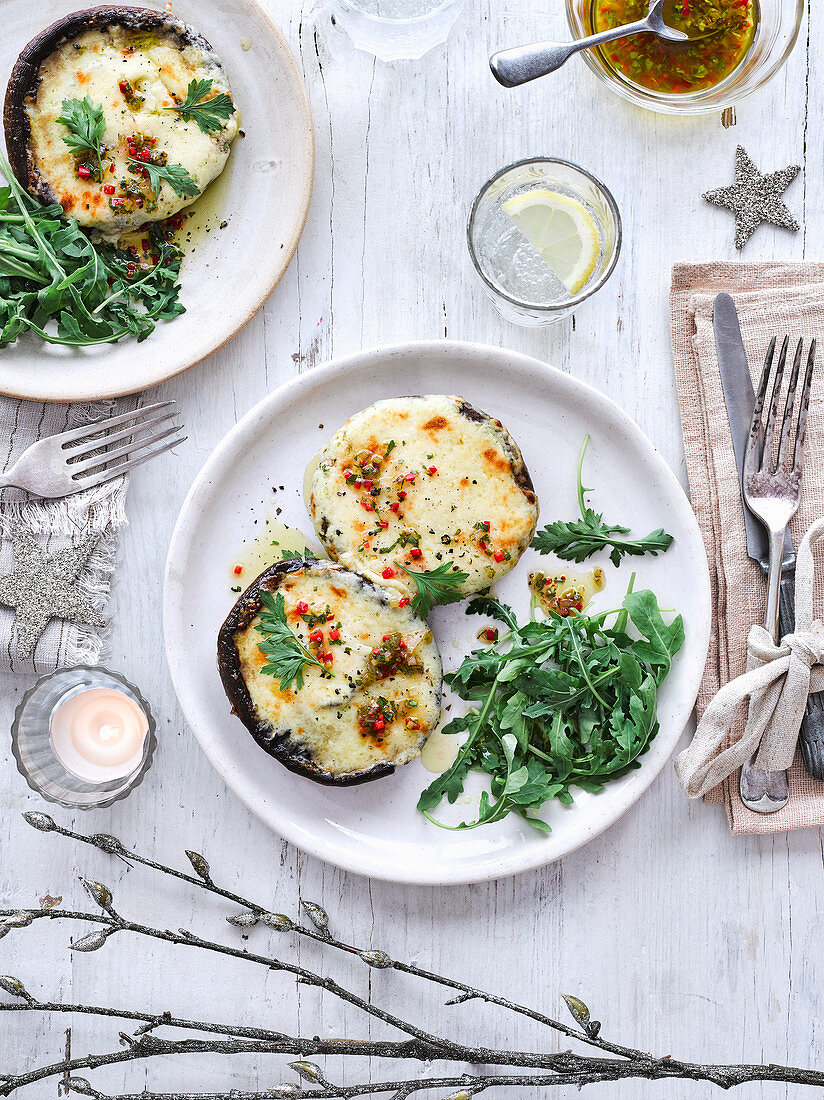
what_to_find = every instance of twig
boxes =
[18,815,634,1058]
[0,907,476,1059]
[4,813,824,1099]
[56,1070,674,1100]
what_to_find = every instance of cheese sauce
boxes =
[310,395,539,599]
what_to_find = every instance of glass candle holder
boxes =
[11,665,157,809]
[467,157,622,327]
[332,0,465,61]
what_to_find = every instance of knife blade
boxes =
[713,291,824,785]
[713,292,793,567]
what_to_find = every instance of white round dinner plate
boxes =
[0,0,313,402]
[164,342,711,885]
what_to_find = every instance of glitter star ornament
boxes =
[0,530,107,659]
[703,145,800,250]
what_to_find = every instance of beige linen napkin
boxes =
[671,262,824,834]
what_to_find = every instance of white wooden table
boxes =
[1,2,822,1096]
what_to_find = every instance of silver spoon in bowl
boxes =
[490,0,695,89]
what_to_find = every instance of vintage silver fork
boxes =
[740,336,816,813]
[0,401,186,499]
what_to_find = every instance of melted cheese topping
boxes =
[310,395,540,598]
[235,563,442,777]
[26,24,238,233]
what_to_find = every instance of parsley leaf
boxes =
[531,435,674,567]
[417,587,684,832]
[56,97,105,182]
[395,561,470,618]
[128,158,200,199]
[255,590,328,691]
[166,78,236,134]
[531,514,674,567]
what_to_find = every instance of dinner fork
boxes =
[0,401,186,499]
[739,336,816,813]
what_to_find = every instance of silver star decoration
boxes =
[0,530,107,659]
[703,146,800,251]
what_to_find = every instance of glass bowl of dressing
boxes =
[565,0,803,114]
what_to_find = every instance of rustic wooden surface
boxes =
[1,0,822,1096]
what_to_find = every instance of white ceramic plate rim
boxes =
[163,341,711,884]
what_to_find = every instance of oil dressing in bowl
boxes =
[588,0,758,95]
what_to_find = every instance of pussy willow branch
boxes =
[0,906,471,1060]
[0,991,599,1072]
[5,813,824,1098]
[42,1070,686,1100]
[5,994,824,1100]
[18,815,629,1059]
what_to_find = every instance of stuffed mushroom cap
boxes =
[309,395,539,600]
[217,557,443,786]
[4,6,238,234]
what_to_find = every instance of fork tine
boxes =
[776,338,805,470]
[745,336,776,478]
[66,411,177,460]
[69,423,183,475]
[57,401,176,446]
[793,339,816,472]
[72,432,187,490]
[762,335,789,472]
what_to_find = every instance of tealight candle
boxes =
[50,687,148,783]
[12,665,157,809]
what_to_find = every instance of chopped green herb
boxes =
[128,158,200,199]
[166,78,236,134]
[255,591,328,691]
[56,97,105,182]
[395,561,469,618]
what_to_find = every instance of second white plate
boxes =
[0,0,314,402]
[163,342,711,885]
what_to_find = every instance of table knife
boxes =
[713,292,824,800]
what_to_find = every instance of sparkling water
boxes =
[333,0,465,60]
[467,159,620,327]
[472,199,572,307]
[347,0,448,16]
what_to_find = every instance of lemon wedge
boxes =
[502,190,600,296]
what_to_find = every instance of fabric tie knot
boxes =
[782,627,824,670]
[676,516,824,800]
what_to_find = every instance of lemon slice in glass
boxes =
[502,190,601,296]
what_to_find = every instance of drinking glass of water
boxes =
[333,0,465,61]
[467,158,622,327]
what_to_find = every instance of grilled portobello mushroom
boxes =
[4,6,238,233]
[217,557,443,787]
[309,394,539,598]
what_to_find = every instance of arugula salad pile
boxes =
[417,586,683,831]
[0,79,236,348]
[0,149,184,347]
[417,435,683,833]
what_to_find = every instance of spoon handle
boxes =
[489,18,651,88]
